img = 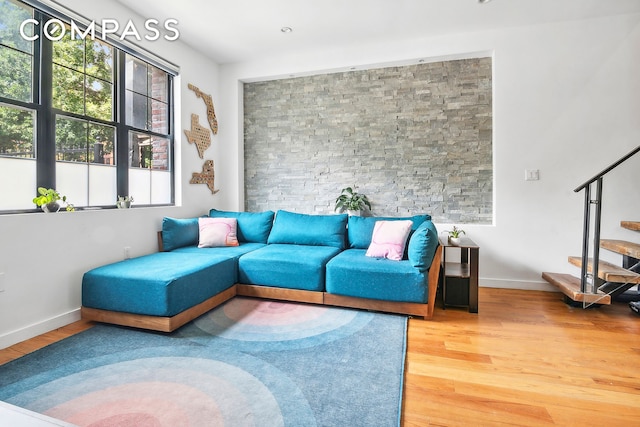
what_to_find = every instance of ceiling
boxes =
[115,0,640,64]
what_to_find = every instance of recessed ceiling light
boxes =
[281,27,293,33]
[478,0,492,3]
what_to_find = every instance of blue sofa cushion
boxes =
[161,217,199,251]
[82,252,236,317]
[347,214,431,250]
[172,242,266,259]
[238,244,341,291]
[267,210,348,249]
[209,209,275,243]
[407,220,439,272]
[325,249,428,303]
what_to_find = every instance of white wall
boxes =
[218,13,640,290]
[0,0,230,348]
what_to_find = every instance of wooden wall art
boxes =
[184,114,211,159]
[188,83,218,135]
[190,160,219,194]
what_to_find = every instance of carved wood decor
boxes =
[188,83,218,135]
[190,160,219,194]
[183,114,211,159]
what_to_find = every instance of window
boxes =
[0,0,175,212]
[52,29,114,121]
[0,0,33,104]
[125,55,172,204]
[0,0,36,210]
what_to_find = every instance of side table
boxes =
[439,236,479,313]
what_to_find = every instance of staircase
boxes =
[543,221,640,306]
[542,146,640,307]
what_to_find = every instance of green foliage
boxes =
[0,0,32,102]
[446,226,466,238]
[52,25,113,121]
[51,25,114,163]
[0,105,34,157]
[1,4,115,162]
[0,0,34,156]
[32,187,74,211]
[32,187,63,207]
[0,0,33,52]
[335,186,372,213]
[0,46,31,102]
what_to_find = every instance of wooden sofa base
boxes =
[81,286,237,332]
[323,293,431,318]
[237,284,433,318]
[236,284,324,304]
[82,283,433,332]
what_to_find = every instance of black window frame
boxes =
[0,0,175,213]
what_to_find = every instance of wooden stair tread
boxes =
[621,221,640,232]
[568,256,640,284]
[542,272,611,304]
[601,239,640,259]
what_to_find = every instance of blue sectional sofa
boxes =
[81,209,442,332]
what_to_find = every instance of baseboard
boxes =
[0,309,81,350]
[480,278,559,292]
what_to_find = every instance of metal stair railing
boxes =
[574,145,640,295]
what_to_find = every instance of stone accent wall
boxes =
[243,57,492,223]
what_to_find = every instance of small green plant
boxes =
[116,195,134,209]
[32,187,74,212]
[447,226,466,238]
[117,195,134,203]
[334,186,371,213]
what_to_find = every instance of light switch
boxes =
[525,169,539,181]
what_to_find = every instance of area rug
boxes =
[0,297,408,426]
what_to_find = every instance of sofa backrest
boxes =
[161,210,437,263]
[161,217,199,251]
[407,220,439,272]
[161,210,275,251]
[347,214,431,250]
[267,210,348,249]
[209,209,275,243]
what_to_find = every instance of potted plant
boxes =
[116,195,134,209]
[335,186,371,216]
[32,187,74,212]
[446,226,466,245]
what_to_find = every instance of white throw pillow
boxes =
[365,220,413,261]
[198,217,239,247]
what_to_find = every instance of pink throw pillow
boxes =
[198,217,239,247]
[365,220,413,261]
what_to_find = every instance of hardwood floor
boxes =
[0,320,94,366]
[403,288,640,426]
[2,288,639,426]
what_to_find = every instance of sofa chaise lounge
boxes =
[81,209,442,332]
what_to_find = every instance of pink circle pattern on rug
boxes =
[3,300,391,427]
[15,356,295,427]
[47,382,220,426]
[188,297,367,348]
[223,298,326,325]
